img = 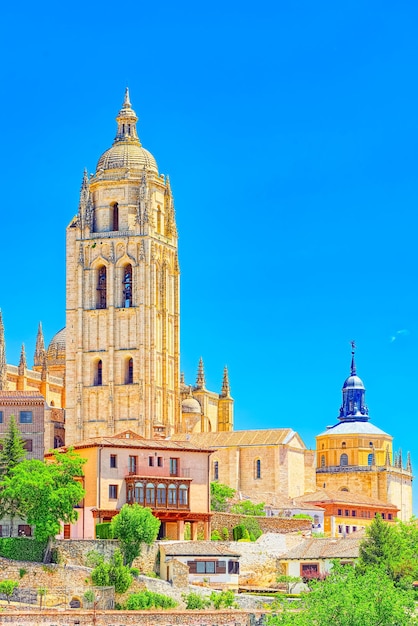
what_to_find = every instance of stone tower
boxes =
[65,90,180,444]
[316,344,413,520]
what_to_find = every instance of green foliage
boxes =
[122,590,177,610]
[183,522,191,540]
[182,591,211,610]
[19,568,27,578]
[0,448,86,542]
[130,567,139,577]
[83,590,95,604]
[110,503,160,566]
[267,563,417,626]
[221,527,229,540]
[90,549,133,594]
[233,518,262,541]
[0,537,47,562]
[276,575,301,594]
[95,522,113,539]
[0,580,18,604]
[211,529,222,541]
[230,500,266,516]
[85,549,103,568]
[0,416,26,479]
[210,482,236,512]
[292,513,313,520]
[232,524,246,541]
[209,590,237,609]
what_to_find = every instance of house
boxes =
[160,541,241,588]
[47,430,213,540]
[279,536,362,579]
[294,488,399,537]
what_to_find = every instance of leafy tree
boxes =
[0,416,27,536]
[210,482,235,512]
[91,549,133,593]
[357,514,409,584]
[0,448,86,542]
[183,591,211,609]
[267,563,417,626]
[110,503,160,566]
[0,579,18,605]
[210,589,237,609]
[230,500,266,516]
[37,586,47,611]
[276,574,301,594]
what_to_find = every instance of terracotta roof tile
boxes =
[295,489,398,510]
[173,429,306,448]
[283,537,361,560]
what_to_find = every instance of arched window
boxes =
[342,442,346,449]
[367,453,374,466]
[213,461,219,481]
[146,483,155,506]
[135,482,144,505]
[97,266,107,309]
[125,358,133,384]
[112,203,119,231]
[340,453,348,467]
[168,484,177,505]
[95,360,103,386]
[179,484,188,506]
[321,455,326,468]
[255,459,261,479]
[122,264,133,307]
[157,484,166,506]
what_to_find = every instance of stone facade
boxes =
[211,512,312,536]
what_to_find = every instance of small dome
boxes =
[46,327,66,366]
[343,375,365,390]
[182,397,202,414]
[96,143,158,174]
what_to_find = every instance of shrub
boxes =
[232,524,246,541]
[240,517,262,541]
[211,530,222,541]
[19,568,27,579]
[221,527,229,540]
[0,580,19,604]
[210,589,237,609]
[122,590,177,610]
[0,538,47,562]
[183,591,211,609]
[95,522,113,539]
[91,550,133,594]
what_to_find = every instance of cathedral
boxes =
[0,90,233,455]
[0,91,413,532]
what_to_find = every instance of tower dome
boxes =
[338,342,369,422]
[46,327,66,368]
[95,88,158,175]
[181,396,202,414]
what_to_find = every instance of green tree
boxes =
[110,503,160,566]
[357,514,408,584]
[91,549,133,593]
[37,586,47,611]
[230,500,266,516]
[0,448,86,542]
[0,580,19,605]
[0,416,27,536]
[267,563,417,626]
[210,482,235,512]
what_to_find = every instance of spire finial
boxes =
[350,340,357,376]
[220,366,231,398]
[18,343,27,374]
[34,322,45,367]
[0,310,7,390]
[123,87,131,108]
[195,357,206,389]
[114,89,140,145]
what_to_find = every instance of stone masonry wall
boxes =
[53,538,159,572]
[211,512,311,536]
[0,609,267,625]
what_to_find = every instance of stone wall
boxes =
[211,512,311,536]
[53,538,159,573]
[171,558,190,588]
[0,609,267,625]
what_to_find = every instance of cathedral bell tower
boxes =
[65,90,180,443]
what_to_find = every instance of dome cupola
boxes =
[338,341,369,422]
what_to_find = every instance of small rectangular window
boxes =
[109,485,118,499]
[388,513,392,520]
[170,458,179,476]
[157,456,163,467]
[110,454,117,468]
[129,456,137,474]
[345,510,349,517]
[24,440,33,452]
[337,509,342,516]
[0,411,3,423]
[148,456,154,467]
[20,411,33,424]
[351,510,356,517]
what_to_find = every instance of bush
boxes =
[211,530,222,541]
[232,524,246,541]
[122,591,177,610]
[221,527,229,540]
[91,550,133,594]
[241,517,262,541]
[0,538,47,562]
[95,522,113,539]
[210,590,237,609]
[183,591,211,609]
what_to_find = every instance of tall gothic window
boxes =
[367,453,374,466]
[97,266,107,309]
[95,360,103,386]
[123,264,133,307]
[340,453,348,467]
[112,202,119,231]
[255,459,261,479]
[125,358,133,384]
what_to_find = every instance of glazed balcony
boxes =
[125,476,192,511]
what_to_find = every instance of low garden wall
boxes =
[211,512,311,536]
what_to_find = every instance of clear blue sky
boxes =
[1,2,418,509]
